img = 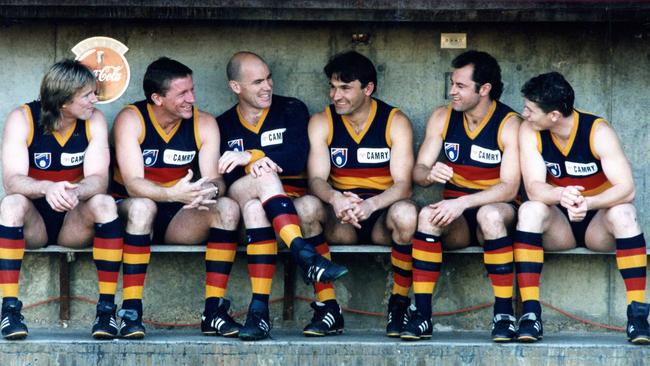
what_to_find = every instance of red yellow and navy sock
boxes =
[391,240,413,297]
[205,228,238,313]
[411,231,441,318]
[615,234,647,304]
[0,225,24,304]
[483,236,514,316]
[93,218,123,304]
[262,195,306,254]
[247,227,277,306]
[514,230,543,315]
[307,234,336,302]
[122,233,150,313]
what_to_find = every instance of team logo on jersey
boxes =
[330,148,348,168]
[34,153,52,169]
[545,161,561,178]
[565,161,599,176]
[60,152,85,167]
[261,128,286,147]
[227,139,244,152]
[444,142,460,162]
[72,37,130,104]
[357,148,390,164]
[163,149,196,165]
[470,145,501,164]
[142,149,159,167]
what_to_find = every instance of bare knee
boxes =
[294,195,325,225]
[388,201,417,242]
[214,197,240,229]
[517,201,549,231]
[125,198,157,233]
[476,205,507,238]
[417,206,439,233]
[86,194,118,222]
[0,194,31,226]
[242,199,268,227]
[604,204,639,234]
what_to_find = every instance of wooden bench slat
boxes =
[24,244,632,255]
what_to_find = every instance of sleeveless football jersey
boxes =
[538,110,612,196]
[24,101,89,183]
[327,98,397,198]
[112,100,200,198]
[218,95,309,197]
[442,100,519,199]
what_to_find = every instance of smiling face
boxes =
[61,83,98,121]
[154,75,195,120]
[328,75,373,116]
[522,98,556,131]
[231,57,273,110]
[448,64,483,113]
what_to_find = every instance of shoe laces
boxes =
[245,310,271,332]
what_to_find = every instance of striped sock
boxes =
[204,228,238,313]
[247,227,277,306]
[411,231,441,318]
[391,240,413,297]
[93,218,123,304]
[307,234,336,302]
[0,225,24,304]
[483,236,515,316]
[122,233,150,313]
[514,230,543,316]
[615,234,647,304]
[262,195,307,254]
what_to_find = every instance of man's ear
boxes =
[151,92,164,106]
[363,81,375,96]
[229,80,241,94]
[478,82,492,97]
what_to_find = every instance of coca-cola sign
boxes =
[72,37,130,104]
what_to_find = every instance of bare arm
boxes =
[74,109,110,200]
[307,111,340,204]
[519,121,563,205]
[584,121,635,210]
[455,114,521,209]
[2,107,53,197]
[196,111,226,197]
[413,106,452,187]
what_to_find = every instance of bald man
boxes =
[217,51,347,341]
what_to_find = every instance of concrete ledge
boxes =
[1,329,649,366]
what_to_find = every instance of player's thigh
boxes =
[583,209,617,252]
[17,198,48,249]
[164,208,212,244]
[475,203,516,243]
[540,206,577,251]
[322,204,357,245]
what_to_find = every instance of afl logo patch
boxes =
[72,37,130,104]
[545,161,561,178]
[227,139,244,152]
[330,148,348,168]
[142,150,159,167]
[444,142,460,162]
[34,153,52,169]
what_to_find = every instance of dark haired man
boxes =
[112,57,241,339]
[217,51,348,340]
[410,50,522,342]
[516,71,649,344]
[0,59,124,340]
[308,50,418,338]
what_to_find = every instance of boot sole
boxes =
[629,336,650,344]
[92,331,116,340]
[303,328,344,337]
[517,335,542,342]
[122,331,145,339]
[3,331,28,340]
[492,336,514,343]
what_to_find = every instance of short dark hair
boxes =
[143,57,193,104]
[324,51,377,94]
[521,72,574,117]
[451,50,504,101]
[39,59,96,133]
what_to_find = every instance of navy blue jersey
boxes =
[112,100,200,198]
[218,95,309,197]
[327,98,397,198]
[25,101,89,183]
[539,110,611,196]
[441,100,518,198]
